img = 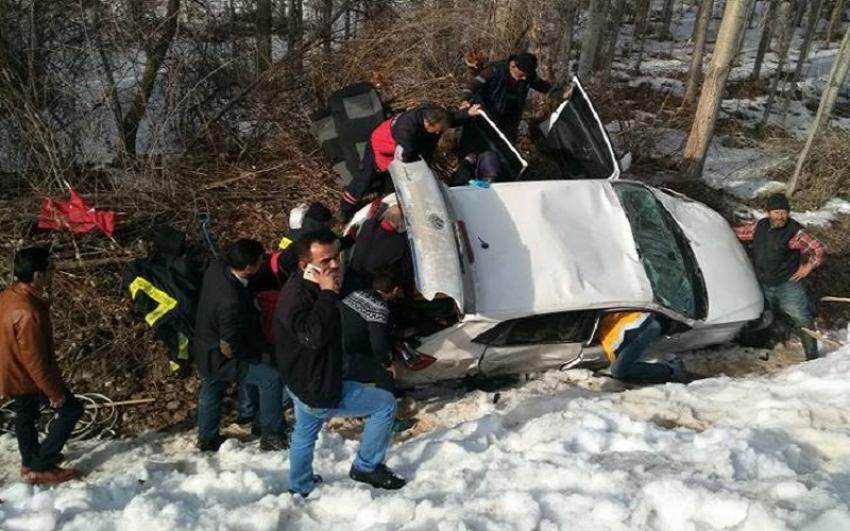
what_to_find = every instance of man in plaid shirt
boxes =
[735,193,825,360]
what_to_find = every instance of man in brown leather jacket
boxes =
[0,247,82,484]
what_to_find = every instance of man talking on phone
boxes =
[274,230,405,497]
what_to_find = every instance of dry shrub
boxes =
[789,130,850,210]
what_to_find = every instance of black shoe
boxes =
[288,474,323,497]
[349,464,406,490]
[235,415,254,426]
[197,434,226,452]
[259,434,289,451]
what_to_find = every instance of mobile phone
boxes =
[303,263,322,283]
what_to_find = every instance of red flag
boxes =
[38,189,116,238]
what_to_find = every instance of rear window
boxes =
[473,310,599,347]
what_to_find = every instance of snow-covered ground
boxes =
[3,344,850,531]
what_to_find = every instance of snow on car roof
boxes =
[448,180,654,320]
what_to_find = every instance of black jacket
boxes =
[122,253,203,370]
[193,259,269,380]
[274,276,343,408]
[391,103,470,164]
[347,218,414,294]
[340,290,395,392]
[752,218,804,286]
[463,58,552,128]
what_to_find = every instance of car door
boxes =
[540,76,622,180]
[473,310,602,377]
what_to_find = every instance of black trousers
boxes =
[13,392,83,471]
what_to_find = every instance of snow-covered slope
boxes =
[3,349,850,530]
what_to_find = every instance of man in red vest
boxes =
[339,103,481,220]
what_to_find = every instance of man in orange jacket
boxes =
[0,247,83,484]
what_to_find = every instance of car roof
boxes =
[447,179,654,320]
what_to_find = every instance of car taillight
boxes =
[455,220,475,265]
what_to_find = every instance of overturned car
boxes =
[325,78,763,387]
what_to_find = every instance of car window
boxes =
[473,310,599,347]
[613,182,703,319]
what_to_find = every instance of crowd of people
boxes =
[0,52,826,491]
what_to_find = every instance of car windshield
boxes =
[613,182,700,319]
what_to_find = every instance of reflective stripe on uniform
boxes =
[598,312,651,362]
[278,236,293,250]
[129,277,178,327]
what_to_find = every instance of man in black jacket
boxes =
[463,52,553,142]
[346,204,413,294]
[340,103,481,220]
[194,239,286,452]
[275,230,405,496]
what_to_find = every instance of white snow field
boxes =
[2,346,850,531]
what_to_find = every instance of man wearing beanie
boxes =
[462,52,554,142]
[735,193,825,360]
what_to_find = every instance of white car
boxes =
[345,78,763,387]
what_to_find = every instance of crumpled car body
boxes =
[345,77,763,387]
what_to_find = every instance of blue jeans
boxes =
[198,362,285,444]
[609,317,672,382]
[288,381,397,495]
[763,280,818,359]
[239,381,291,422]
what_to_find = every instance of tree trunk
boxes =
[752,0,777,80]
[560,0,578,78]
[287,0,303,71]
[792,0,825,81]
[601,0,626,80]
[577,0,609,80]
[121,0,181,158]
[788,24,850,193]
[760,1,794,128]
[792,0,807,27]
[321,0,334,55]
[827,0,846,44]
[661,0,676,40]
[631,0,652,73]
[682,0,753,179]
[256,0,272,73]
[684,0,715,104]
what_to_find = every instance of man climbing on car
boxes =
[339,103,481,221]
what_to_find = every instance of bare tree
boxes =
[760,1,795,128]
[120,0,181,159]
[792,0,825,81]
[660,0,676,40]
[257,0,273,73]
[631,0,652,73]
[826,0,846,44]
[682,0,753,179]
[601,0,626,81]
[788,24,850,193]
[578,0,609,80]
[684,0,715,104]
[752,0,777,80]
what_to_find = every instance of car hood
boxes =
[652,189,764,324]
[448,180,654,320]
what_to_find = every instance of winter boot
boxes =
[259,434,289,451]
[349,464,406,490]
[288,474,323,498]
[197,434,226,452]
[24,466,76,485]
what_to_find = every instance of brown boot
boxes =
[24,466,76,485]
[20,453,65,477]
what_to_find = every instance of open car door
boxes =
[540,76,621,180]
